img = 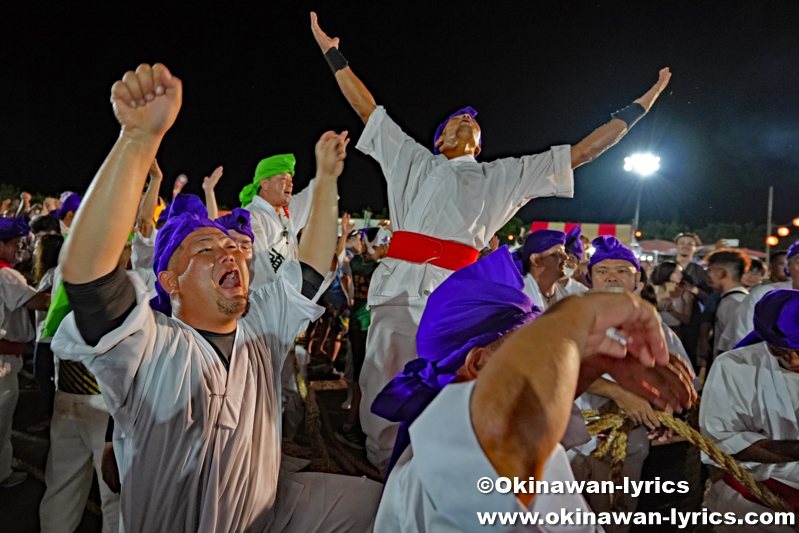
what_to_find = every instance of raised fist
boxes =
[315,131,349,180]
[21,192,31,203]
[110,63,182,138]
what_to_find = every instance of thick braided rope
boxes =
[582,409,796,517]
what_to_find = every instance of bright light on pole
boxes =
[624,154,661,176]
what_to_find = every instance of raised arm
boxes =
[297,131,349,275]
[61,63,182,284]
[16,192,31,217]
[471,292,669,505]
[311,12,376,124]
[202,166,223,220]
[137,159,163,239]
[570,68,671,169]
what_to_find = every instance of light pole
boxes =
[624,153,660,241]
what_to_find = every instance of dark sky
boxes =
[4,2,799,229]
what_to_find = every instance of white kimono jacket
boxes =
[376,380,595,533]
[699,342,799,489]
[356,106,574,307]
[51,270,324,533]
[718,281,793,353]
[246,183,316,292]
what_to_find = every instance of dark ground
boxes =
[1,353,703,533]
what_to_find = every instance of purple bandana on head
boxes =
[372,246,542,476]
[565,226,584,259]
[586,236,640,286]
[785,241,799,277]
[215,208,254,242]
[0,216,30,240]
[53,193,81,220]
[433,106,482,155]
[735,289,799,350]
[517,229,567,276]
[150,195,228,315]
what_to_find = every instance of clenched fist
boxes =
[110,63,182,138]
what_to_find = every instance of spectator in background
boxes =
[30,215,61,239]
[706,249,750,359]
[651,261,693,333]
[766,250,789,284]
[639,259,654,279]
[674,232,711,367]
[32,234,63,420]
[741,258,765,288]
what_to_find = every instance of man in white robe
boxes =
[369,248,695,532]
[519,230,572,311]
[719,242,799,352]
[51,63,381,533]
[240,154,317,292]
[706,249,750,358]
[310,12,673,473]
[700,289,799,531]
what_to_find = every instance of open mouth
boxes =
[219,269,241,288]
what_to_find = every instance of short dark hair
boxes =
[706,249,751,281]
[30,215,61,235]
[650,261,680,286]
[674,232,702,246]
[638,267,658,307]
[748,258,766,276]
[769,250,788,264]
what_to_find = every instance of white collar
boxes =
[447,154,477,163]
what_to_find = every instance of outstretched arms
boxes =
[311,12,376,124]
[202,166,224,220]
[61,63,182,284]
[297,131,350,276]
[571,68,671,169]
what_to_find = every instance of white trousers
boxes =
[358,296,427,476]
[0,353,22,482]
[705,480,795,533]
[39,391,120,533]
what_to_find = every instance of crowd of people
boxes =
[0,12,797,533]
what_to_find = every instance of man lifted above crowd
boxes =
[51,62,380,533]
[311,11,673,473]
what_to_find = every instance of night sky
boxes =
[4,2,799,229]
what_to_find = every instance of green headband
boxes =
[239,153,296,207]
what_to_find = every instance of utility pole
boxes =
[766,186,774,263]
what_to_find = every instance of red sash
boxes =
[385,231,479,271]
[723,473,799,510]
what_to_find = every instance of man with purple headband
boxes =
[570,236,697,533]
[559,226,590,296]
[719,240,799,353]
[519,229,571,311]
[701,289,799,525]
[311,12,672,474]
[53,192,81,235]
[215,208,255,269]
[370,248,694,531]
[51,63,380,532]
[0,216,50,489]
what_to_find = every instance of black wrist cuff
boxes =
[324,47,349,74]
[300,261,325,300]
[611,103,646,129]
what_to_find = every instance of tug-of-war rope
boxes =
[582,405,798,525]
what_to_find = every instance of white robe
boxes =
[246,182,316,292]
[52,270,327,532]
[522,273,571,312]
[699,342,799,489]
[718,281,793,353]
[563,277,589,296]
[376,380,595,533]
[356,106,574,472]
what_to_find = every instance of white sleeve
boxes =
[719,290,760,352]
[0,268,37,310]
[487,146,574,209]
[355,106,436,193]
[699,354,767,456]
[130,231,155,270]
[287,178,316,234]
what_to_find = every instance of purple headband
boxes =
[150,195,228,315]
[433,106,482,155]
[785,241,799,277]
[372,246,541,476]
[586,236,640,286]
[215,208,254,242]
[565,226,584,259]
[53,193,81,220]
[735,289,799,350]
[0,216,31,240]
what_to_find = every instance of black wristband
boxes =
[324,47,349,74]
[611,103,646,129]
[300,261,325,300]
